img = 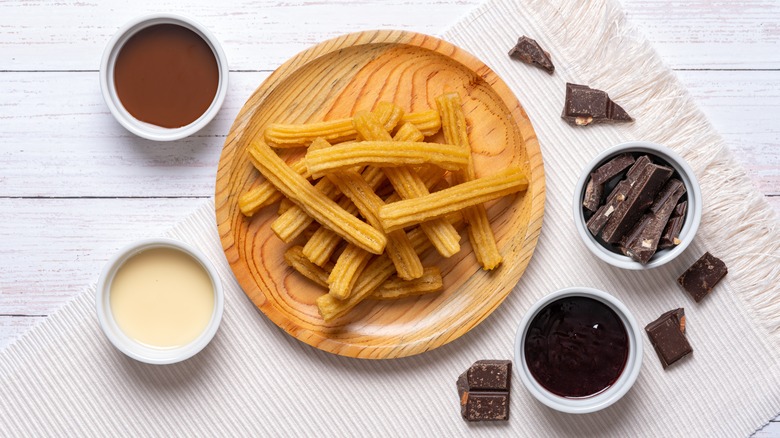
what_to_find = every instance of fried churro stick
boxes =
[317,227,430,321]
[284,246,331,288]
[247,140,386,254]
[263,101,402,148]
[305,141,469,177]
[370,266,443,300]
[327,169,424,280]
[286,246,440,301]
[239,157,308,217]
[437,92,503,270]
[393,121,425,142]
[328,244,372,299]
[301,162,388,267]
[400,109,441,137]
[302,197,358,266]
[270,172,340,242]
[378,167,528,233]
[354,112,462,258]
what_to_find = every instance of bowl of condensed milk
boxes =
[96,238,224,364]
[99,14,229,141]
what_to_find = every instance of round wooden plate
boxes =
[215,30,545,359]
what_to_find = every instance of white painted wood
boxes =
[677,70,780,196]
[1,71,777,198]
[621,0,780,69]
[0,0,481,71]
[0,198,205,315]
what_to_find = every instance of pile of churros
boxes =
[238,92,528,321]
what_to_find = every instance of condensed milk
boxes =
[110,247,215,349]
[96,238,224,364]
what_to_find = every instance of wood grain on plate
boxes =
[215,30,545,359]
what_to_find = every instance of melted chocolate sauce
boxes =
[524,296,628,398]
[114,24,219,128]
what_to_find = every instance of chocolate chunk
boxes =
[562,83,633,126]
[463,392,509,421]
[586,156,652,235]
[582,154,636,211]
[508,36,555,74]
[622,179,686,264]
[600,162,673,244]
[659,201,687,249]
[646,308,691,369]
[457,360,512,422]
[582,177,604,212]
[678,252,727,302]
[467,360,512,391]
[592,153,636,185]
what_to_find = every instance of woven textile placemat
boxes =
[2,0,779,436]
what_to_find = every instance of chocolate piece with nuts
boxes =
[583,153,636,212]
[562,83,633,126]
[508,36,555,74]
[586,156,652,235]
[622,179,686,264]
[457,360,511,421]
[600,161,673,244]
[678,252,727,302]
[659,201,687,249]
[646,308,691,369]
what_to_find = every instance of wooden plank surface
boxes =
[0,0,778,432]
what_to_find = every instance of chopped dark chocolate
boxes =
[463,392,509,421]
[583,154,636,212]
[467,360,512,391]
[592,153,636,185]
[508,36,554,74]
[457,360,512,422]
[586,156,654,235]
[622,179,686,264]
[562,83,633,126]
[646,308,691,369]
[600,162,673,244]
[582,177,604,212]
[678,252,727,302]
[659,201,687,250]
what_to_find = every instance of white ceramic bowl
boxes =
[573,141,702,270]
[96,238,224,365]
[514,287,643,414]
[99,14,229,141]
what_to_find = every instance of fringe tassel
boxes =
[526,0,780,347]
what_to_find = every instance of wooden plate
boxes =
[215,30,545,359]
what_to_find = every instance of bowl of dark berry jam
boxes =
[514,287,643,414]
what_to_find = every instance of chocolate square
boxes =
[646,308,692,369]
[457,360,512,421]
[467,360,512,391]
[463,392,509,421]
[678,252,728,302]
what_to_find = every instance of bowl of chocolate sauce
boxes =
[515,287,643,414]
[100,14,229,141]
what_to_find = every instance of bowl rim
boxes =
[514,287,643,414]
[95,237,224,365]
[572,141,702,270]
[98,13,229,141]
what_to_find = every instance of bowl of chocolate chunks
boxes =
[573,141,702,270]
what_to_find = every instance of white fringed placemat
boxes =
[2,0,779,436]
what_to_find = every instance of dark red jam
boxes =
[524,296,629,398]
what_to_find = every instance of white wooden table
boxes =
[1,0,778,435]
